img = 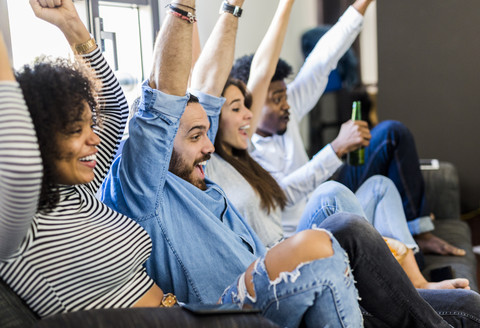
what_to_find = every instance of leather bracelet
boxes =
[219,1,243,18]
[72,37,97,55]
[170,2,195,12]
[167,4,196,23]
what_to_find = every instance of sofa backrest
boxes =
[0,279,38,328]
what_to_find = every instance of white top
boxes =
[206,153,283,248]
[0,49,153,318]
[250,6,364,236]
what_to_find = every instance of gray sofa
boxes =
[1,162,476,327]
[421,161,478,291]
[0,278,279,328]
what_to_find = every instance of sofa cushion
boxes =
[422,219,478,291]
[33,307,280,328]
[0,279,38,328]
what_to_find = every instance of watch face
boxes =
[161,293,178,307]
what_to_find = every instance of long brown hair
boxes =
[215,78,287,214]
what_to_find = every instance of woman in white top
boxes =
[0,0,169,317]
[205,0,469,291]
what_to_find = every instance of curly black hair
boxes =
[230,54,293,84]
[15,56,99,213]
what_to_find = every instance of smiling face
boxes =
[219,85,253,155]
[169,101,215,190]
[256,80,290,137]
[53,103,100,185]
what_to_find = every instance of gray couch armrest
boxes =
[422,161,460,220]
[421,161,478,292]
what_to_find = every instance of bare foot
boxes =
[414,232,466,256]
[419,278,470,290]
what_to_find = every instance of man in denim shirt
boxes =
[100,1,480,327]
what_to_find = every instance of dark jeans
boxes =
[334,120,430,233]
[317,214,480,327]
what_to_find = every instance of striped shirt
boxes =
[0,48,153,318]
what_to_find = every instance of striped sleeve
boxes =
[80,48,129,194]
[0,81,43,260]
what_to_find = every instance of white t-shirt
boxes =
[251,6,364,236]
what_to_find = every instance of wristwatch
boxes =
[219,1,243,17]
[160,293,179,307]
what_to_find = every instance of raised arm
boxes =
[352,0,375,15]
[287,0,374,120]
[100,1,197,218]
[30,0,129,193]
[0,32,43,260]
[30,0,90,47]
[150,1,195,95]
[190,0,245,96]
[246,0,295,139]
[0,33,14,81]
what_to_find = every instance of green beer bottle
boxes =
[347,101,365,166]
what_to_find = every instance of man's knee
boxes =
[375,120,411,140]
[310,181,357,208]
[320,213,380,244]
[289,230,334,261]
[362,175,396,193]
[263,230,334,281]
[314,181,351,196]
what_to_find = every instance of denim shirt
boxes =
[100,80,266,304]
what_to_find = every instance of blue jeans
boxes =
[296,177,418,251]
[220,232,363,328]
[316,214,480,327]
[333,120,433,235]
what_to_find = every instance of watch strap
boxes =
[219,1,243,17]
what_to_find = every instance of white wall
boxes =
[194,0,318,78]
[359,1,377,86]
[195,0,318,144]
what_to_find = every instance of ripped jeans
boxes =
[220,231,363,328]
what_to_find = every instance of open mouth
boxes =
[79,153,97,169]
[196,161,207,179]
[239,124,250,136]
[79,154,97,162]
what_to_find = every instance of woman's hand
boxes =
[29,0,91,46]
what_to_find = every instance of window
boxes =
[4,0,159,108]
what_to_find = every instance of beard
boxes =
[277,127,287,135]
[169,149,210,191]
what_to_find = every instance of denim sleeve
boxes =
[188,89,225,145]
[104,80,189,219]
[407,216,435,235]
